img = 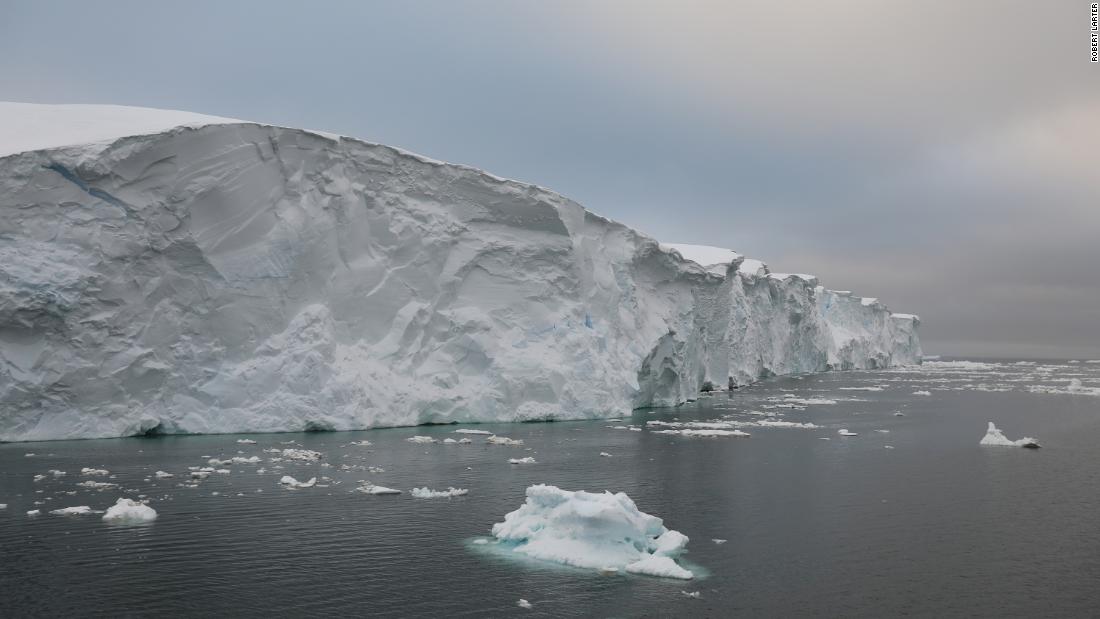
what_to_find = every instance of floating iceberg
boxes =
[838,429,858,436]
[509,457,537,464]
[280,449,323,462]
[490,484,694,579]
[411,487,468,498]
[102,498,157,524]
[0,102,921,441]
[356,483,402,495]
[406,436,437,444]
[487,436,524,446]
[50,506,94,516]
[979,422,1040,448]
[279,475,317,488]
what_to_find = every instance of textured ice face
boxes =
[490,484,693,579]
[0,105,921,441]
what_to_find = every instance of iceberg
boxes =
[410,487,468,498]
[0,102,921,441]
[101,498,157,524]
[279,475,317,488]
[49,506,94,516]
[490,484,694,579]
[979,422,1040,448]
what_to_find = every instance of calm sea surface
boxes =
[2,358,1100,617]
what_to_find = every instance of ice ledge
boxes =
[0,104,921,441]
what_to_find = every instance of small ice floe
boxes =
[486,435,524,446]
[517,599,533,609]
[913,390,931,396]
[33,474,46,482]
[102,498,157,524]
[236,439,257,445]
[356,484,402,495]
[818,437,831,440]
[191,471,211,480]
[652,429,750,438]
[838,429,858,436]
[49,506,94,516]
[208,458,231,466]
[458,438,473,444]
[884,445,895,449]
[979,422,1040,448]
[350,440,372,446]
[597,566,619,575]
[712,538,727,545]
[839,386,885,392]
[81,468,109,476]
[599,452,613,457]
[509,457,537,464]
[0,504,6,510]
[406,436,437,444]
[229,456,261,464]
[491,484,694,579]
[874,430,890,434]
[411,487,468,498]
[281,448,324,461]
[455,429,493,435]
[681,591,701,599]
[76,481,118,490]
[280,476,317,489]
[894,412,905,417]
[27,509,40,516]
[48,469,66,477]
[442,438,458,444]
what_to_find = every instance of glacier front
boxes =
[0,103,921,441]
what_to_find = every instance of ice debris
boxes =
[411,487,468,498]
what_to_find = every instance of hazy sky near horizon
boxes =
[2,1,1098,358]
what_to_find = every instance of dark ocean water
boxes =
[2,358,1100,617]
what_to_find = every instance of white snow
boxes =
[410,487,468,498]
[279,475,317,488]
[660,243,742,272]
[979,422,1040,448]
[102,498,157,524]
[0,102,922,441]
[490,484,694,579]
[0,102,241,158]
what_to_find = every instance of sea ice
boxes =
[406,436,437,444]
[490,484,693,579]
[509,457,537,464]
[410,487,468,498]
[49,506,93,516]
[102,498,157,524]
[455,429,493,435]
[913,390,931,396]
[356,484,402,495]
[81,468,109,476]
[154,471,174,479]
[979,422,1040,448]
[279,476,317,488]
[487,436,524,446]
[281,449,323,462]
[838,429,858,436]
[236,439,257,444]
[517,599,533,609]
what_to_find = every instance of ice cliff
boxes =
[0,103,921,441]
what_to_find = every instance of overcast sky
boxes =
[2,1,1097,358]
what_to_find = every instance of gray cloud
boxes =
[1,0,1096,357]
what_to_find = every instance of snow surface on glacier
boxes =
[490,484,694,579]
[0,103,921,441]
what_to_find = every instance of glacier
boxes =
[0,103,921,441]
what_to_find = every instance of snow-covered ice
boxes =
[490,484,694,579]
[102,498,157,524]
[0,102,921,441]
[979,422,1040,448]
